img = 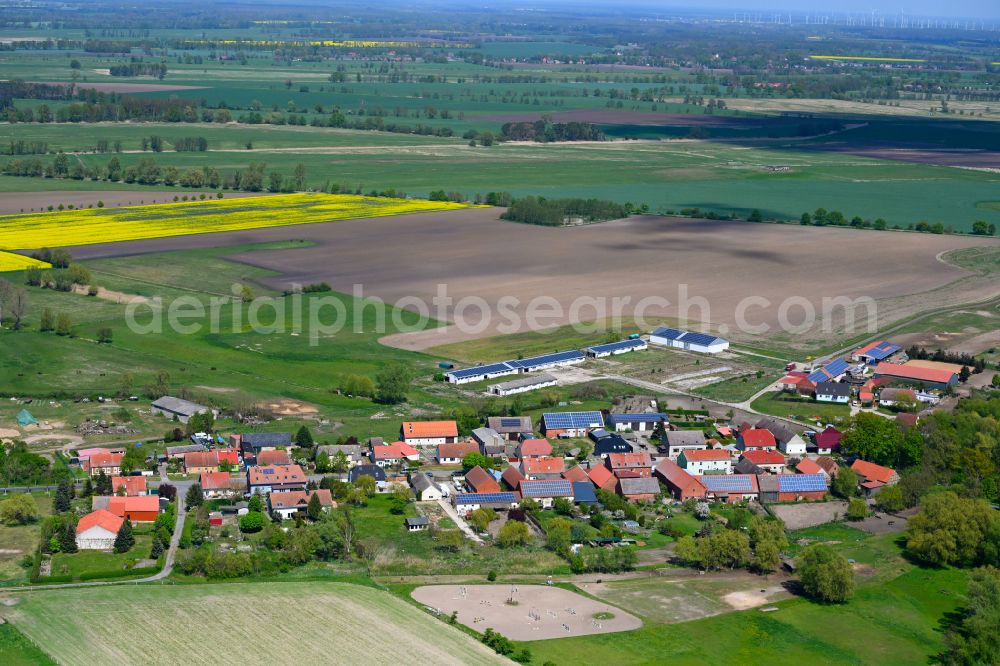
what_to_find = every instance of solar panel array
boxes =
[778,474,828,492]
[866,342,901,361]
[807,358,851,383]
[609,413,667,423]
[651,327,724,347]
[652,327,685,340]
[588,339,647,354]
[543,411,605,429]
[699,475,755,492]
[519,480,574,498]
[447,362,516,381]
[455,492,518,505]
[500,417,526,428]
[508,350,585,370]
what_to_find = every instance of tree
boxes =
[375,363,412,404]
[39,308,55,332]
[940,566,1000,665]
[497,520,531,548]
[307,492,323,521]
[748,209,763,222]
[54,477,73,513]
[907,492,998,567]
[314,451,330,473]
[468,508,496,532]
[847,498,868,520]
[185,483,204,508]
[330,450,349,473]
[157,483,176,501]
[247,493,264,513]
[700,529,751,571]
[831,467,858,499]
[436,529,463,552]
[150,535,165,559]
[355,475,377,498]
[462,452,489,471]
[295,425,314,448]
[239,511,265,533]
[114,519,135,553]
[0,493,38,525]
[389,484,410,515]
[841,413,904,466]
[797,544,854,603]
[97,327,113,344]
[55,313,72,336]
[59,520,78,553]
[95,470,112,496]
[753,540,781,574]
[674,535,701,567]
[875,485,905,513]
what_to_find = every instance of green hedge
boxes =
[35,574,73,584]
[77,566,159,581]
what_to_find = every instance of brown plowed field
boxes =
[64,207,999,350]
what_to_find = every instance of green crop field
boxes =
[1,582,504,665]
[750,391,852,425]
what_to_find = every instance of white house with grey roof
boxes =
[660,430,708,458]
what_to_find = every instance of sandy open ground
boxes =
[411,584,641,640]
[0,190,263,215]
[63,207,999,350]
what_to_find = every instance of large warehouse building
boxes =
[649,327,729,354]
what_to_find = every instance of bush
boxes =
[240,511,265,533]
[846,498,868,521]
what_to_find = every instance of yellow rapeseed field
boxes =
[809,55,926,63]
[0,250,51,272]
[0,193,473,251]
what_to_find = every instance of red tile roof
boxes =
[588,464,618,491]
[521,457,566,475]
[200,471,232,491]
[464,465,501,493]
[256,449,291,466]
[815,456,839,475]
[653,459,707,498]
[796,458,823,475]
[401,421,458,439]
[76,508,124,535]
[851,459,897,485]
[518,438,553,457]
[562,465,590,483]
[111,476,146,496]
[680,448,731,462]
[814,426,843,451]
[86,451,124,471]
[740,429,777,448]
[606,452,652,470]
[247,464,307,486]
[184,451,219,469]
[742,449,785,465]
[501,465,526,490]
[437,441,480,460]
[875,362,956,385]
[107,495,160,517]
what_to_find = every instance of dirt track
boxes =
[64,208,999,350]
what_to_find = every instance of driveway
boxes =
[436,499,482,544]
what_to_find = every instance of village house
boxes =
[851,459,900,496]
[774,473,828,502]
[593,433,634,457]
[605,452,653,477]
[515,438,553,459]
[75,509,124,550]
[572,481,599,506]
[151,396,215,424]
[238,432,292,465]
[562,465,590,484]
[677,449,731,475]
[184,451,221,475]
[200,471,234,499]
[453,492,519,516]
[501,465,526,491]
[316,444,363,467]
[756,418,808,456]
[165,443,206,460]
[740,449,786,475]
[405,517,429,532]
[84,451,124,477]
[400,420,459,446]
[485,416,533,441]
[247,464,307,495]
[878,387,918,408]
[370,442,420,468]
[410,473,444,501]
[795,458,824,476]
[660,430,708,458]
[815,381,851,403]
[812,426,842,455]
[696,474,759,503]
[436,441,480,465]
[588,464,619,492]
[777,374,816,396]
[464,465,502,494]
[111,476,147,497]
[815,456,840,480]
[349,465,386,484]
[268,489,335,520]
[472,427,507,456]
[521,456,567,479]
[654,459,707,501]
[519,479,574,508]
[108,495,160,523]
[256,449,292,467]
[617,476,661,503]
[733,457,763,475]
[606,413,667,433]
[540,411,605,438]
[736,428,777,452]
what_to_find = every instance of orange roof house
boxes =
[851,459,900,490]
[738,429,777,450]
[874,362,958,387]
[516,438,553,458]
[653,459,707,501]
[605,452,653,477]
[400,421,458,444]
[588,464,618,492]
[520,456,566,478]
[107,495,160,523]
[111,476,147,496]
[795,458,823,475]
[75,509,125,549]
[562,465,590,483]
[84,451,124,476]
[200,471,233,494]
[464,465,502,494]
[247,464,307,492]
[184,451,220,473]
[256,449,292,466]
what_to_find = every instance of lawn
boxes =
[694,371,783,403]
[47,532,155,581]
[0,494,52,586]
[0,624,55,666]
[1,582,504,666]
[750,391,852,426]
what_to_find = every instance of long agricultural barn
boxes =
[851,340,902,365]
[873,362,959,389]
[586,339,647,358]
[649,327,729,354]
[444,350,585,384]
[488,372,557,396]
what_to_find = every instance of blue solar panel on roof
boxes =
[455,492,517,505]
[589,339,646,354]
[520,480,573,497]
[679,331,721,347]
[778,474,827,492]
[652,327,685,340]
[610,413,666,423]
[500,417,524,428]
[543,411,604,429]
[448,362,514,379]
[700,475,754,492]
[508,350,584,369]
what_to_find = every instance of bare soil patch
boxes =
[411,584,641,640]
[72,284,149,304]
[260,398,319,416]
[812,144,1000,168]
[722,585,788,610]
[0,191,262,215]
[0,428,20,439]
[771,501,848,530]
[63,208,998,350]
